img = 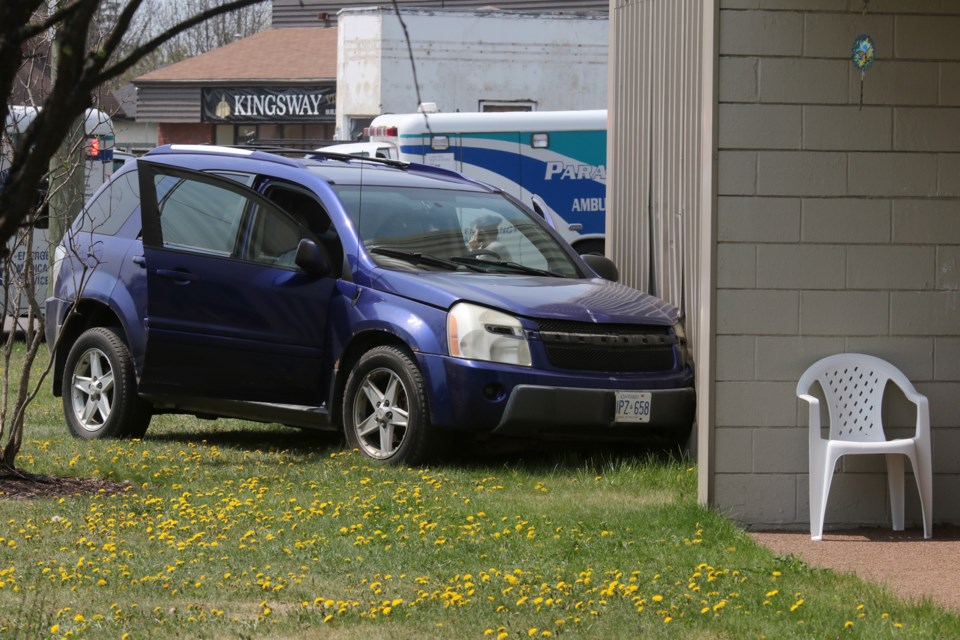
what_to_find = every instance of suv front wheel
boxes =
[63,327,151,439]
[342,345,443,464]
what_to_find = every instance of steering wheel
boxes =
[464,248,500,259]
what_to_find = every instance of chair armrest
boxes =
[798,393,823,446]
[911,394,931,440]
[890,380,931,439]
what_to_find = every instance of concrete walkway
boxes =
[750,526,960,613]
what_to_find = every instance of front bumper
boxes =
[492,385,696,439]
[416,353,696,441]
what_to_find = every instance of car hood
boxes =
[371,271,679,325]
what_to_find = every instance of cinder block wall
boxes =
[714,0,960,529]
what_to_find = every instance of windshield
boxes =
[331,185,580,277]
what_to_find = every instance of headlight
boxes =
[673,319,687,345]
[447,302,531,366]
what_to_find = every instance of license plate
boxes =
[614,391,652,423]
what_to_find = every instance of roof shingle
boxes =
[135,27,337,83]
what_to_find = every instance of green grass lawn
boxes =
[1,345,958,639]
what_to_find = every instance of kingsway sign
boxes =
[202,87,336,123]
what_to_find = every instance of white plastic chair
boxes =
[797,353,933,541]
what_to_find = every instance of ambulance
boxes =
[327,109,607,255]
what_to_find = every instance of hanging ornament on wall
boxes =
[851,0,875,111]
[852,34,876,111]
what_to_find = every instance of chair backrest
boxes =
[797,353,911,443]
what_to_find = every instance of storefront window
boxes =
[479,100,536,112]
[303,124,327,141]
[237,125,257,145]
[232,123,335,149]
[258,124,280,140]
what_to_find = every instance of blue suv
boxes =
[45,145,695,463]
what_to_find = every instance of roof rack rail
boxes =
[229,144,325,157]
[305,148,410,169]
[145,144,304,167]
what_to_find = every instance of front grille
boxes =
[535,320,678,373]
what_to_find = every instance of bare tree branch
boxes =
[98,0,266,85]
[0,0,270,469]
[16,1,86,41]
[0,0,268,256]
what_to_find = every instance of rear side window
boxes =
[77,169,140,236]
[156,176,247,256]
[146,169,313,269]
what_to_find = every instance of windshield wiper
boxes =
[449,256,564,278]
[369,247,483,271]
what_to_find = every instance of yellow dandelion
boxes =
[844,621,854,629]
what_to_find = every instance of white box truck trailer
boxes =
[1,107,115,324]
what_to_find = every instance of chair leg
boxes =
[810,449,839,541]
[912,444,934,540]
[886,454,905,531]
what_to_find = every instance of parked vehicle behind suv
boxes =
[45,145,695,464]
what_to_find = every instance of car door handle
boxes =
[156,268,198,284]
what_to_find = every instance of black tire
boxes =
[62,327,151,439]
[342,345,443,464]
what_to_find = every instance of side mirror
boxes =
[531,195,547,218]
[295,238,331,277]
[581,254,619,282]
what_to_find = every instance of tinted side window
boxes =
[246,205,306,267]
[263,184,340,273]
[156,176,247,255]
[78,169,140,236]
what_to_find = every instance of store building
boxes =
[134,27,338,148]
